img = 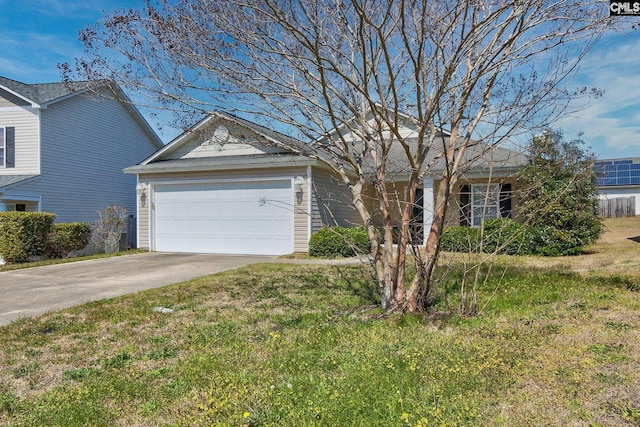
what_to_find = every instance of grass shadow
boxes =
[332,265,379,305]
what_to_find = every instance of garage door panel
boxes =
[153,180,294,255]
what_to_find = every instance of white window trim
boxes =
[0,126,5,168]
[471,184,501,227]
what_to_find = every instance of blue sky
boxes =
[0,1,638,158]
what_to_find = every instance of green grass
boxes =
[0,261,638,426]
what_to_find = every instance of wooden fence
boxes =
[599,196,636,218]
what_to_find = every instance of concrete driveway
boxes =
[0,252,275,326]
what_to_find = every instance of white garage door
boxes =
[153,180,294,255]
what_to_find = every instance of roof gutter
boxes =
[124,157,320,175]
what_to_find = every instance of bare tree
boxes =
[63,0,620,312]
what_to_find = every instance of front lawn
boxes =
[0,219,639,426]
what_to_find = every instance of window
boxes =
[460,183,512,227]
[471,184,500,227]
[0,127,4,167]
[4,203,26,211]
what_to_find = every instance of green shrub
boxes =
[45,222,92,259]
[0,212,56,263]
[481,218,528,255]
[440,219,585,257]
[309,226,370,257]
[440,226,480,252]
[526,225,583,256]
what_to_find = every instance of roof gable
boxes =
[0,75,162,149]
[142,112,302,164]
[318,105,451,144]
[0,75,92,107]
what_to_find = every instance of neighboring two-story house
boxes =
[0,76,163,223]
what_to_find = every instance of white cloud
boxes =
[32,0,134,20]
[555,33,640,158]
[0,30,84,82]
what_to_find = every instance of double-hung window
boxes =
[471,184,501,227]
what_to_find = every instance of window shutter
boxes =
[499,183,512,218]
[460,184,470,226]
[6,127,15,168]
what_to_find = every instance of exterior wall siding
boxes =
[15,89,160,223]
[0,106,39,175]
[310,168,361,233]
[138,187,151,249]
[167,120,283,160]
[360,181,412,227]
[137,166,310,252]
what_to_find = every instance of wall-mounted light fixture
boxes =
[294,176,305,193]
[136,183,148,207]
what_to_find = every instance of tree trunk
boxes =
[375,178,397,310]
[394,174,420,309]
[405,178,452,312]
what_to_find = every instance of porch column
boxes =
[422,177,434,245]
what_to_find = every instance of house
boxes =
[125,111,526,255]
[595,158,640,215]
[0,76,163,223]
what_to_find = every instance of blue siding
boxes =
[14,89,160,223]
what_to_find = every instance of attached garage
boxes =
[125,111,361,255]
[152,179,294,255]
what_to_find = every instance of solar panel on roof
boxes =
[596,160,640,186]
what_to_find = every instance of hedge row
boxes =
[309,226,371,257]
[45,222,92,259]
[440,218,588,256]
[0,212,91,263]
[309,219,584,258]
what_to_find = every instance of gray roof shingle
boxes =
[212,111,308,152]
[0,175,38,189]
[0,75,92,105]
